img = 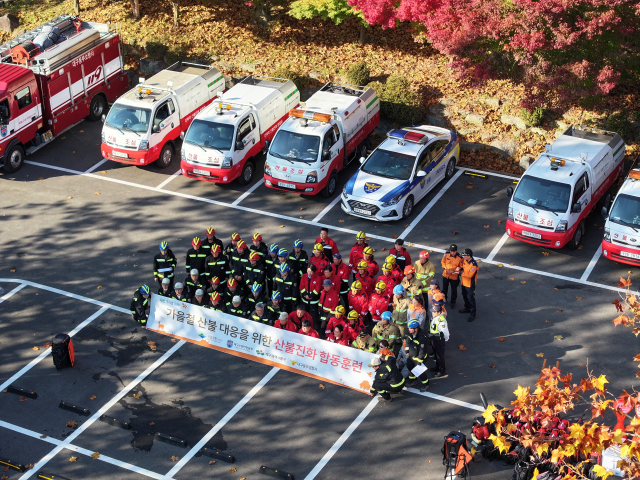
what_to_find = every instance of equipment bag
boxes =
[442,431,473,475]
[52,333,74,370]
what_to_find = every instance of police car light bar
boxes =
[629,169,640,180]
[388,129,428,144]
[289,108,332,123]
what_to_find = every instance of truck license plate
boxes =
[112,150,128,158]
[621,251,640,260]
[193,169,210,176]
[354,208,372,216]
[521,230,542,240]
[278,182,295,189]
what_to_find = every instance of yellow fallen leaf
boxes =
[576,296,582,301]
[69,456,78,462]
[230,467,237,473]
[458,344,467,351]
[339,220,345,223]
[90,395,97,400]
[542,252,550,256]
[66,421,78,428]
[553,288,558,290]
[101,171,107,174]
[319,384,325,389]
[579,363,584,367]
[545,320,550,323]
[536,353,544,357]
[279,225,284,228]
[497,220,502,224]
[38,177,44,181]
[67,196,73,199]
[520,281,526,284]
[91,452,100,460]
[94,192,100,195]
[554,335,563,340]
[79,130,84,133]
[10,268,16,272]
[484,225,490,228]
[300,207,305,210]
[171,456,179,462]
[509,278,514,281]
[510,263,514,266]
[497,263,503,267]
[171,338,177,342]
[133,392,141,399]
[97,285,103,289]
[32,346,40,350]
[419,419,423,421]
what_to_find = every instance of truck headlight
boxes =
[306,171,318,183]
[139,140,149,151]
[181,149,185,161]
[604,227,611,242]
[342,186,347,199]
[507,207,513,221]
[221,157,232,168]
[264,162,271,176]
[382,194,402,207]
[555,220,568,233]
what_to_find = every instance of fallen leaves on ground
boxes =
[619,277,633,288]
[148,341,157,351]
[90,395,97,400]
[521,351,525,354]
[230,468,237,473]
[380,247,387,251]
[557,309,563,312]
[545,320,550,323]
[209,460,216,465]
[466,185,473,189]
[484,225,490,228]
[554,287,558,290]
[149,422,155,426]
[497,263,503,267]
[1,389,5,393]
[67,196,73,199]
[19,396,27,402]
[499,310,504,313]
[452,231,458,235]
[576,296,582,301]
[300,207,305,210]
[69,456,78,462]
[1,467,7,472]
[536,353,544,357]
[498,337,506,342]
[554,335,563,340]
[458,201,465,204]
[520,281,526,284]
[404,224,410,228]
[339,219,344,223]
[542,251,550,256]
[419,418,424,421]
[171,338,177,342]
[40,434,47,438]
[94,192,100,195]
[10,268,16,272]
[66,421,78,428]
[459,344,467,351]
[319,384,325,389]
[32,346,40,350]
[509,277,515,281]
[25,464,33,470]
[279,225,284,228]
[171,456,179,462]
[97,285,103,289]
[489,364,496,368]
[91,452,100,460]
[101,171,107,174]
[579,363,585,367]
[1,474,7,479]
[577,245,584,249]
[391,235,398,239]
[133,264,138,267]
[497,220,503,224]
[133,392,141,399]
[38,177,44,181]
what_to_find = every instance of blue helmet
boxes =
[159,241,168,251]
[381,311,392,322]
[279,263,290,274]
[393,284,405,295]
[408,320,420,329]
[278,248,288,258]
[269,243,279,254]
[140,285,150,295]
[271,291,282,301]
[293,240,303,249]
[251,283,263,293]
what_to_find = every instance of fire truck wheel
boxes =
[88,95,107,122]
[3,144,24,173]
[322,173,337,198]
[238,160,254,185]
[402,195,414,219]
[156,144,173,169]
[568,220,585,250]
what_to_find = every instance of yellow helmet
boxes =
[382,263,392,272]
[363,246,373,256]
[357,260,368,270]
[348,310,358,320]
[356,231,366,241]
[351,280,362,292]
[385,255,396,265]
[313,243,324,253]
[335,305,345,316]
[375,280,386,292]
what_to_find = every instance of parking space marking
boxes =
[84,158,108,174]
[232,178,265,206]
[163,366,279,478]
[312,195,342,223]
[0,307,108,393]
[155,169,182,190]
[0,282,27,305]
[21,340,186,479]
[486,233,510,261]
[304,396,378,480]
[400,169,465,239]
[0,419,62,446]
[462,167,520,181]
[406,387,485,412]
[580,247,603,282]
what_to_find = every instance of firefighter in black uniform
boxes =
[130,285,151,327]
[228,295,249,318]
[250,233,269,263]
[209,291,227,313]
[250,302,272,325]
[185,237,207,276]
[266,291,284,323]
[369,356,405,402]
[171,282,188,302]
[224,232,242,256]
[154,241,177,286]
[204,244,230,282]
[191,289,208,307]
[246,282,267,312]
[244,251,266,291]
[202,226,224,257]
[291,240,309,279]
[184,269,206,301]
[223,278,246,308]
[273,262,296,312]
[158,278,172,297]
[205,276,223,297]
[405,319,430,391]
[230,240,250,282]
[265,244,279,293]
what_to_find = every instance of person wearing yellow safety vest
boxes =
[368,355,405,402]
[372,311,401,355]
[401,265,423,300]
[428,304,449,378]
[392,284,411,338]
[352,329,378,352]
[404,319,430,391]
[414,250,436,294]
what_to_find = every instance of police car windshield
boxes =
[513,175,570,213]
[610,194,640,227]
[185,120,234,151]
[105,105,151,132]
[361,149,415,180]
[269,130,320,163]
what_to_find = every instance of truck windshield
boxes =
[610,194,640,227]
[105,105,151,133]
[361,149,415,180]
[185,120,234,151]
[269,130,320,163]
[513,175,571,213]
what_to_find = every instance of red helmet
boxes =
[419,250,429,260]
[228,278,237,287]
[192,237,202,247]
[211,244,221,254]
[249,251,260,261]
[210,292,221,301]
[231,232,241,241]
[206,226,215,235]
[210,276,220,285]
[253,233,262,241]
[237,240,247,250]
[404,265,415,275]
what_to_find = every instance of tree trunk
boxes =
[171,0,179,27]
[359,23,366,45]
[129,0,140,19]
[73,0,80,15]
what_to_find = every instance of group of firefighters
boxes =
[130,227,479,400]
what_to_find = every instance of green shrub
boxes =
[369,75,425,125]
[271,66,308,90]
[164,46,188,65]
[519,107,545,127]
[346,62,370,86]
[145,41,168,61]
[606,112,633,140]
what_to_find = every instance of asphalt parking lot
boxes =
[0,118,637,480]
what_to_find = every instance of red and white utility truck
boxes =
[602,169,640,265]
[264,82,380,197]
[180,75,299,185]
[506,125,625,249]
[101,62,225,168]
[0,15,128,173]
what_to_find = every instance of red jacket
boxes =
[391,265,404,285]
[299,273,322,298]
[309,254,329,275]
[368,292,389,321]
[348,290,369,316]
[318,289,340,320]
[326,332,350,346]
[325,315,347,336]
[356,271,375,296]
[348,242,369,272]
[322,274,341,295]
[288,310,313,329]
[365,258,379,278]
[315,236,340,256]
[333,261,351,293]
[274,320,298,332]
[389,247,412,270]
[376,273,395,302]
[345,319,365,340]
[299,327,320,338]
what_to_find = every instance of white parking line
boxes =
[0,282,27,305]
[462,167,520,181]
[312,195,342,223]
[232,178,265,206]
[400,169,465,239]
[155,169,182,190]
[84,158,108,174]
[406,387,485,412]
[0,307,108,393]
[486,233,510,261]
[163,367,279,478]
[581,247,603,282]
[21,340,186,479]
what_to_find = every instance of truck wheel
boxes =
[445,158,456,180]
[568,221,585,250]
[238,160,254,186]
[322,173,337,198]
[88,95,106,122]
[402,195,414,219]
[156,144,173,169]
[3,144,24,173]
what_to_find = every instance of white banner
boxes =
[146,295,376,394]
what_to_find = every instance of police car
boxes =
[341,126,459,221]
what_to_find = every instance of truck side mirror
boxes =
[152,124,161,134]
[235,140,244,151]
[506,187,513,197]
[359,156,365,164]
[416,170,426,177]
[101,114,106,123]
[322,150,331,161]
[180,132,185,140]
[0,105,9,118]
[571,202,582,213]
[601,206,608,218]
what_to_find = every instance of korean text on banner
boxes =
[146,295,376,394]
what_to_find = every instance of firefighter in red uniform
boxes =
[348,231,369,275]
[362,246,379,278]
[315,227,339,260]
[345,310,365,343]
[332,253,351,306]
[274,312,298,332]
[377,263,397,303]
[318,279,340,335]
[369,281,390,323]
[299,264,322,323]
[288,304,314,330]
[325,305,347,337]
[355,260,375,296]
[322,264,341,295]
[299,319,320,338]
[326,324,351,346]
[385,255,404,285]
[348,280,369,320]
[310,243,329,274]
[389,238,412,271]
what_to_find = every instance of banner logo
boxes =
[227,340,234,348]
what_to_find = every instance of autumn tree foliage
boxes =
[347,0,640,107]
[288,0,370,43]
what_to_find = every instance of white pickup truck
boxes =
[506,125,625,249]
[180,75,299,185]
[264,82,380,197]
[602,169,640,265]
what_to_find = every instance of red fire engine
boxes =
[0,14,128,172]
